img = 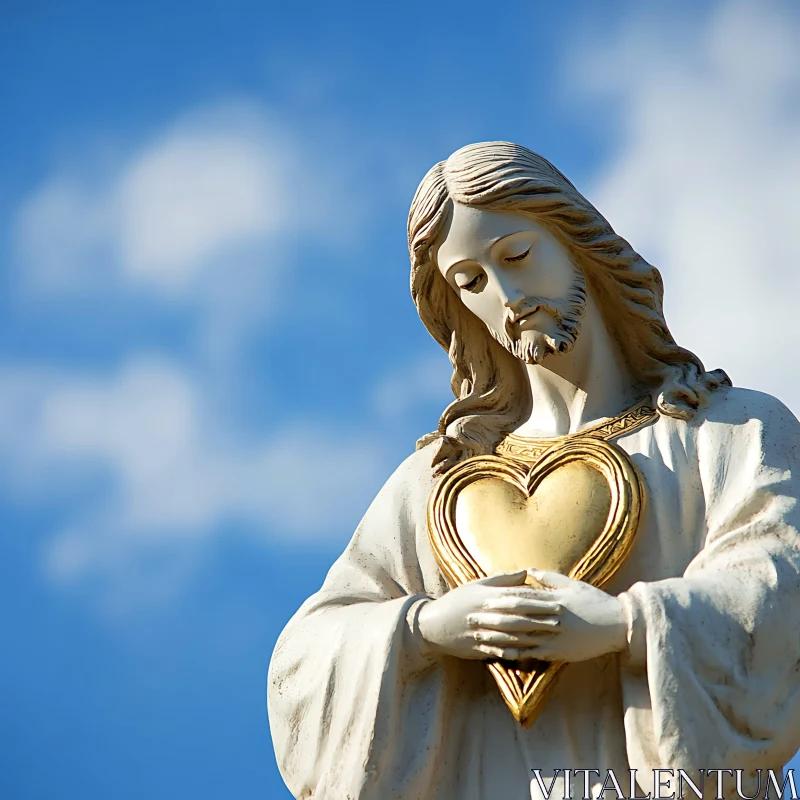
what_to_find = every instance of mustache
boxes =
[503,283,587,341]
[504,298,568,339]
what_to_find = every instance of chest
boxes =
[609,430,708,591]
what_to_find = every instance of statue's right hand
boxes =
[416,571,562,661]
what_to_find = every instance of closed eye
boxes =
[505,247,531,263]
[460,274,485,292]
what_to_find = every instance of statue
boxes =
[267,142,800,799]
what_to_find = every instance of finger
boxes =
[498,587,562,602]
[476,570,529,588]
[483,646,530,661]
[476,644,507,659]
[521,645,561,661]
[482,596,562,615]
[474,630,554,647]
[528,570,576,589]
[468,613,561,632]
[513,647,556,661]
[477,644,559,661]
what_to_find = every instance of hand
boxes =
[520,571,628,663]
[416,570,562,661]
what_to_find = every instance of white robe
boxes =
[268,387,800,799]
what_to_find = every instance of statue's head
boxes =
[408,141,729,470]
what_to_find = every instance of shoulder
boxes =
[335,442,445,593]
[689,386,800,475]
[694,385,800,437]
[369,442,439,515]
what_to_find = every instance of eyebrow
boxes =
[440,230,533,275]
[441,257,476,277]
[488,230,527,249]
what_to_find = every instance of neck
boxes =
[512,296,638,438]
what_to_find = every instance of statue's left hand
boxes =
[514,571,628,663]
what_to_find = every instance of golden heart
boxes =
[427,436,644,727]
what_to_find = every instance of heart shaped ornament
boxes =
[427,435,645,727]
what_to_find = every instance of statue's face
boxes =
[436,202,586,365]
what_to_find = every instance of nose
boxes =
[492,269,526,310]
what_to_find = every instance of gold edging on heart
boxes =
[427,436,645,728]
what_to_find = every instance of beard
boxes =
[487,267,587,366]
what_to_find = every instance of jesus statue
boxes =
[267,142,800,800]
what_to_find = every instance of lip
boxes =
[511,306,540,324]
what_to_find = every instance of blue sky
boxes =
[3,2,800,798]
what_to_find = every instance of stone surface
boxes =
[268,142,800,799]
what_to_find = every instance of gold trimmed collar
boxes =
[496,399,658,464]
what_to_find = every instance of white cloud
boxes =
[0,357,390,588]
[12,98,372,378]
[570,1,800,412]
[117,120,289,287]
[15,177,114,291]
[3,97,417,609]
[13,100,352,296]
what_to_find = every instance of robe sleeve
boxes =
[267,447,452,800]
[619,390,800,797]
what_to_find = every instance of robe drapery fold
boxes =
[268,388,800,799]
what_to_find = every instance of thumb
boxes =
[528,569,574,589]
[477,570,529,587]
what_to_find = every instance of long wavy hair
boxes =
[408,142,730,472]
